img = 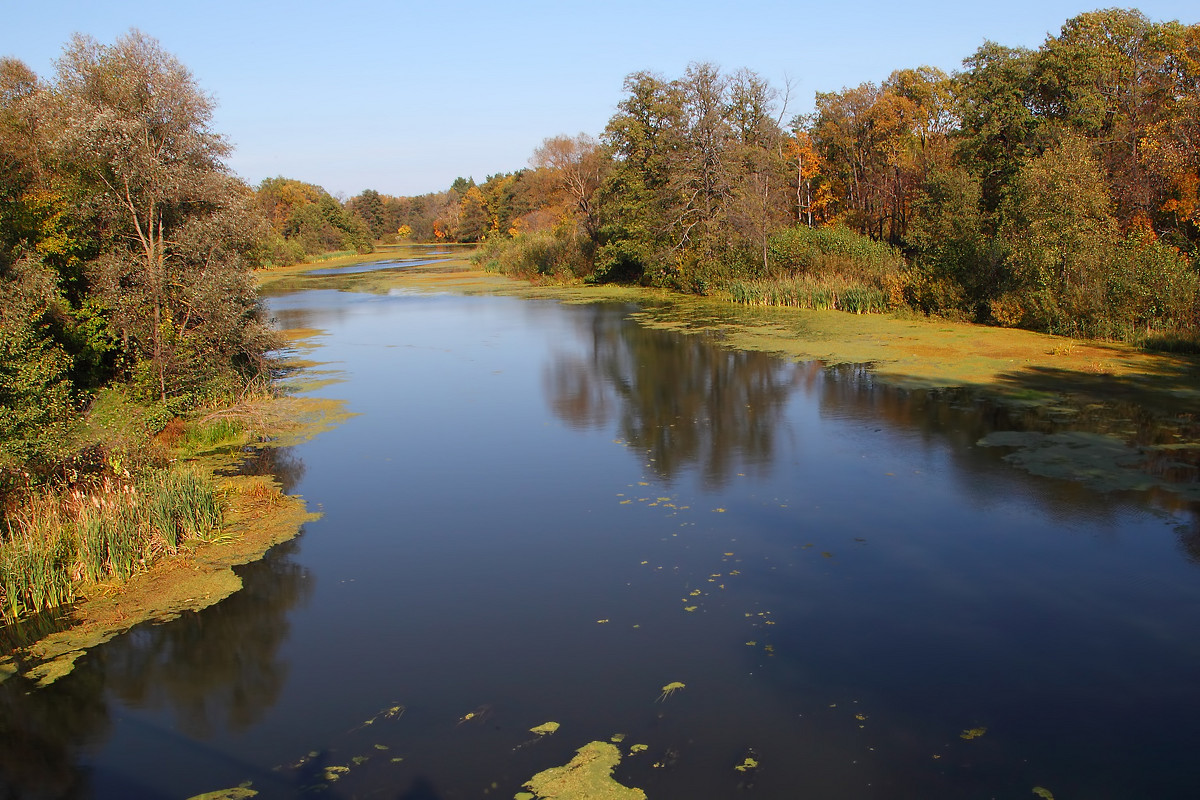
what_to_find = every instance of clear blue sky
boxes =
[4,1,1197,198]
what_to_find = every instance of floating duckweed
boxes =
[352,756,369,765]
[610,733,626,743]
[683,606,698,612]
[1032,788,1055,799]
[960,727,987,740]
[629,744,648,754]
[323,766,349,782]
[735,757,758,772]
[522,741,646,800]
[515,793,536,800]
[658,681,686,701]
[374,744,389,750]
[186,784,257,800]
[530,722,561,736]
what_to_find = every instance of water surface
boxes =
[4,287,1199,799]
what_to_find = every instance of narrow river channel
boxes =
[4,279,1200,799]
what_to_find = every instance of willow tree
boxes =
[51,30,272,403]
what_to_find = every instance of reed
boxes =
[0,467,223,625]
[726,275,892,314]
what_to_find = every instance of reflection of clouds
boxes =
[543,304,803,487]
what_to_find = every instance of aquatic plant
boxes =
[657,681,686,701]
[0,468,224,625]
[522,741,646,800]
[726,274,892,313]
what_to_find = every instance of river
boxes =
[3,274,1200,798]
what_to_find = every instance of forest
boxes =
[344,8,1200,347]
[1,10,1199,622]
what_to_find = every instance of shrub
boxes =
[475,229,591,279]
[767,225,907,282]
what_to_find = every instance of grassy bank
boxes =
[0,328,350,687]
[271,251,1200,415]
[1,468,221,624]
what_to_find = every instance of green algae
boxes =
[657,681,685,701]
[522,741,646,800]
[531,721,561,736]
[978,430,1200,501]
[960,727,987,740]
[186,784,257,800]
[1032,788,1055,799]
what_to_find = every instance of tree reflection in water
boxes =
[543,303,805,487]
[0,536,313,798]
[97,537,314,738]
[544,303,1199,549]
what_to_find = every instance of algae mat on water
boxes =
[273,259,1200,413]
[520,741,646,800]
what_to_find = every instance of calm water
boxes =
[4,285,1200,799]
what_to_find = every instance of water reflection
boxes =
[97,538,313,738]
[0,535,313,798]
[0,665,102,798]
[544,304,1199,541]
[6,289,1200,799]
[544,303,804,487]
[225,445,307,494]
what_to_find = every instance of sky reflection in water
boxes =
[4,289,1199,799]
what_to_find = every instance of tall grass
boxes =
[726,274,893,314]
[723,225,904,313]
[0,467,223,625]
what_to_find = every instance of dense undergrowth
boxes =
[0,388,271,626]
[476,222,1200,354]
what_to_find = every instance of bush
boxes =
[475,229,591,279]
[767,225,907,282]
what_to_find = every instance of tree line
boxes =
[1,31,287,492]
[4,10,1200,490]
[367,8,1199,346]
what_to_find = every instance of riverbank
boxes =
[258,248,1200,513]
[0,333,352,688]
[260,249,1200,417]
